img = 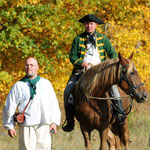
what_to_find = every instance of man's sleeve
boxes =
[3,84,19,130]
[104,35,118,59]
[69,37,84,69]
[49,83,61,126]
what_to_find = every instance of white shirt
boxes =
[3,77,61,130]
[84,43,101,67]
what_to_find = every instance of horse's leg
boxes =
[111,119,129,150]
[110,122,122,150]
[107,127,116,150]
[80,124,92,150]
[119,119,129,150]
[99,127,108,150]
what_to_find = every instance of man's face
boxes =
[84,22,98,34]
[25,58,39,79]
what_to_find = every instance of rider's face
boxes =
[84,22,98,34]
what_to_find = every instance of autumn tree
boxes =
[0,0,149,108]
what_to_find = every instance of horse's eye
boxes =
[130,72,135,75]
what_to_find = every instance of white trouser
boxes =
[19,124,51,150]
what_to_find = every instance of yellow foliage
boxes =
[0,0,150,111]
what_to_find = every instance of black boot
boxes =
[114,99,126,125]
[62,104,75,132]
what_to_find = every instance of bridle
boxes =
[118,64,144,98]
[88,62,145,115]
[109,63,144,115]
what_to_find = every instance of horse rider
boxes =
[62,14,126,132]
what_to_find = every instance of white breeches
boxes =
[19,124,51,150]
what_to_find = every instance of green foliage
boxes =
[0,71,12,83]
[0,0,149,107]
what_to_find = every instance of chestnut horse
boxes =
[74,53,147,150]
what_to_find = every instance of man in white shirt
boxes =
[3,57,61,150]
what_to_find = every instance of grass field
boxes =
[0,95,150,150]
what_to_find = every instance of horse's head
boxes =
[118,52,148,103]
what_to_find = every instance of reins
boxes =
[89,95,133,115]
[89,95,130,100]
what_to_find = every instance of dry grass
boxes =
[0,95,150,150]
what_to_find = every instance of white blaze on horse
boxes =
[74,53,147,150]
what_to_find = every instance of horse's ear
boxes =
[118,52,121,60]
[118,52,124,63]
[128,52,134,60]
[118,52,128,65]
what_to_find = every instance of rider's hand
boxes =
[81,62,89,69]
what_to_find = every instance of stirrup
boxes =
[117,113,126,125]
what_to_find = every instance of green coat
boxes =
[69,31,118,72]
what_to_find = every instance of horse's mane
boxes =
[75,58,120,102]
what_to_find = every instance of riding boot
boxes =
[114,99,126,125]
[62,104,75,132]
[109,85,126,124]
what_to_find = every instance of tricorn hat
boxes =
[78,14,104,24]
